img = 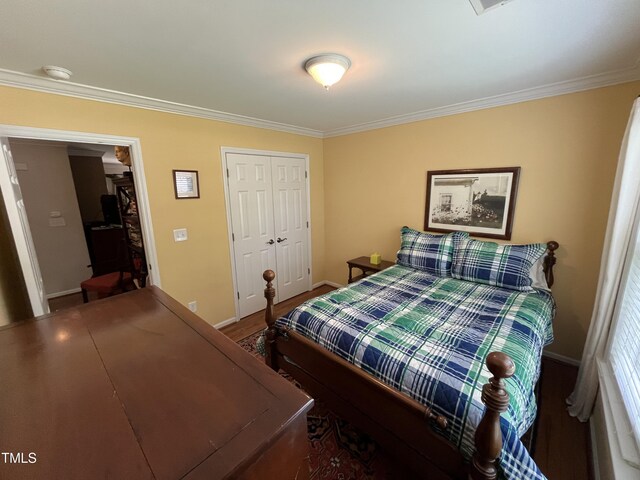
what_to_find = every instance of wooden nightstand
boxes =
[347,256,395,283]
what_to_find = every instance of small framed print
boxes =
[173,170,200,199]
[424,167,520,240]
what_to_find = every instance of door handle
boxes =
[276,237,287,243]
[266,239,275,245]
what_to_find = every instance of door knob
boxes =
[277,237,287,243]
[266,239,275,245]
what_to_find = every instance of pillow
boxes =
[396,227,467,276]
[529,255,551,291]
[452,238,547,291]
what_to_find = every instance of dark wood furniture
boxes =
[347,256,395,283]
[0,287,313,480]
[113,174,148,288]
[85,224,128,276]
[263,242,559,480]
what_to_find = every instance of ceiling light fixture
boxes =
[42,65,72,81]
[304,54,351,90]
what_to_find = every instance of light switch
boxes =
[173,228,188,242]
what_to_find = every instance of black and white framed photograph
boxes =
[173,170,200,199]
[424,167,520,240]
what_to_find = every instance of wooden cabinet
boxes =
[86,225,128,276]
[113,174,148,287]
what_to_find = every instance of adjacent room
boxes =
[1,1,639,479]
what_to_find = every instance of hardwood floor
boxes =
[48,291,95,312]
[221,284,592,480]
[220,284,335,342]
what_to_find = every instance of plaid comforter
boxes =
[275,264,554,480]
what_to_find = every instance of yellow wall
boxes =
[2,81,637,360]
[0,85,324,325]
[323,81,640,361]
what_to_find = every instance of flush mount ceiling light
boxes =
[42,65,72,80]
[304,54,351,90]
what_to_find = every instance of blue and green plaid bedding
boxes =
[275,264,554,480]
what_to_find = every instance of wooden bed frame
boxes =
[262,241,558,480]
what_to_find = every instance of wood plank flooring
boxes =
[220,284,335,342]
[221,284,592,480]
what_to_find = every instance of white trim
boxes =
[0,69,323,138]
[323,61,640,137]
[596,359,640,477]
[0,125,162,298]
[220,147,313,322]
[312,280,344,289]
[46,287,81,299]
[208,316,237,330]
[1,62,639,139]
[597,359,640,468]
[542,349,581,367]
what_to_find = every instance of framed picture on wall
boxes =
[424,167,520,240]
[173,170,200,199]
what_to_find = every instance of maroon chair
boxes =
[80,257,142,303]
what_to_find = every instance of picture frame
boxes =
[424,167,520,240]
[173,170,200,199]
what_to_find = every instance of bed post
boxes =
[263,269,279,371]
[470,352,515,480]
[543,240,559,287]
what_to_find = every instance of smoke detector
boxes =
[469,0,516,15]
[42,65,72,81]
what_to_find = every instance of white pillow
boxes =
[529,255,550,291]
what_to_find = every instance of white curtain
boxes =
[567,97,640,421]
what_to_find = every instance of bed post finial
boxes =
[470,352,515,480]
[263,269,276,328]
[263,270,279,371]
[543,241,559,288]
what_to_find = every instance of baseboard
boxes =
[542,349,581,367]
[210,316,237,329]
[46,287,81,299]
[312,280,344,289]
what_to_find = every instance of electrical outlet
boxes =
[173,228,188,242]
[188,301,197,312]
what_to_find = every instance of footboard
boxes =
[262,270,514,480]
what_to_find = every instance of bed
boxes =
[261,230,558,480]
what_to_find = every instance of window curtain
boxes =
[567,97,640,421]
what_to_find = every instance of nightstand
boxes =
[347,256,395,283]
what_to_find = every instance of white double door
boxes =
[225,152,310,318]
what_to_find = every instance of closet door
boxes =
[226,153,277,318]
[271,157,309,301]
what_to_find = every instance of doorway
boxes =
[222,148,312,320]
[0,125,160,318]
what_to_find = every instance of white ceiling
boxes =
[1,0,639,136]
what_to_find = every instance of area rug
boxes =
[237,331,399,480]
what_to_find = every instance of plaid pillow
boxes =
[396,227,467,276]
[452,238,547,291]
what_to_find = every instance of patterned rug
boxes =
[237,331,399,480]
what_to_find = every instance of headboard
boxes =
[542,241,559,287]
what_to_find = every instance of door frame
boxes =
[221,147,312,323]
[0,124,162,316]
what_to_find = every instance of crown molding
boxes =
[2,61,640,140]
[323,60,640,137]
[0,69,323,138]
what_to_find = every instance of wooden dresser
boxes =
[0,287,313,480]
